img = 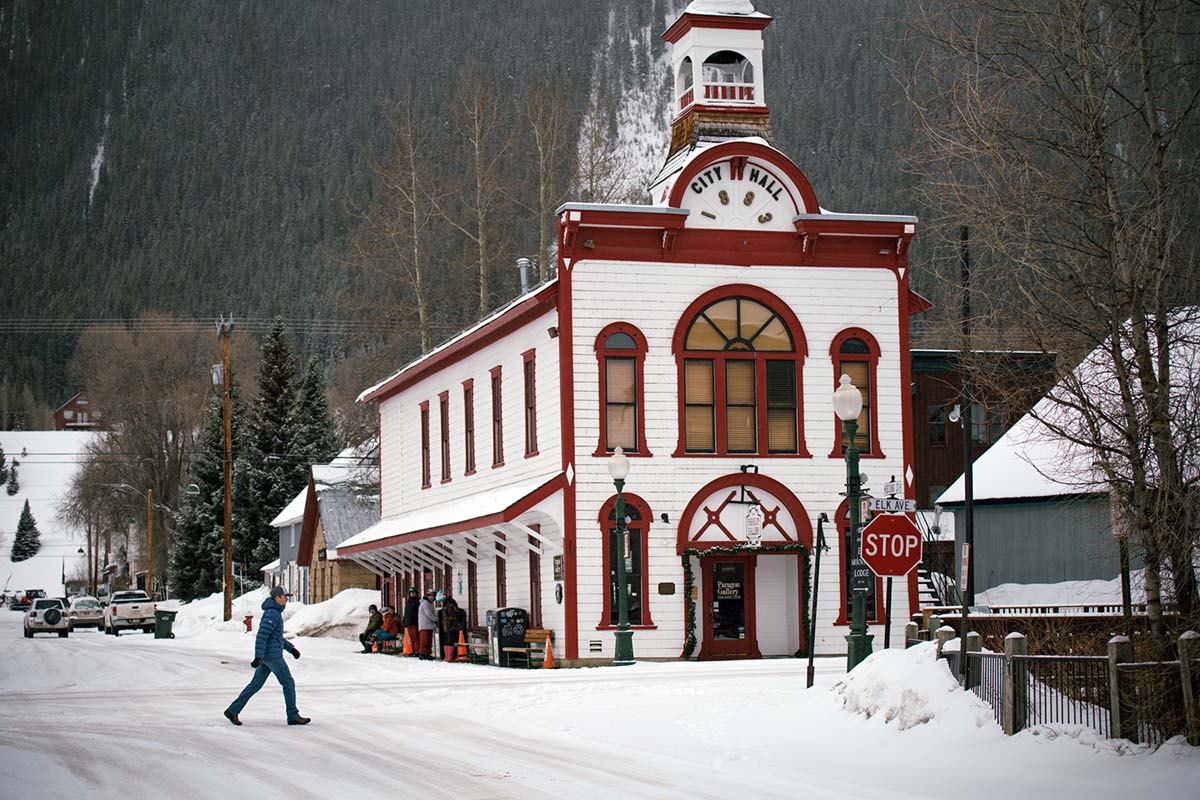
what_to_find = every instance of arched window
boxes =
[834,498,884,626]
[673,286,809,457]
[598,493,655,629]
[594,323,651,456]
[701,50,755,102]
[829,328,884,458]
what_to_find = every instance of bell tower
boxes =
[662,0,772,162]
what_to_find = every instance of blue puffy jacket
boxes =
[255,598,296,661]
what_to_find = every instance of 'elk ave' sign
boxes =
[859,513,923,578]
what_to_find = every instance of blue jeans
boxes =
[227,657,298,720]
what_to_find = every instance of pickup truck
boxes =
[104,590,157,635]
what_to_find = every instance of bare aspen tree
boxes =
[575,89,637,204]
[345,99,443,353]
[440,68,512,318]
[522,80,575,283]
[904,0,1200,642]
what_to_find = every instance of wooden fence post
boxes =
[1107,635,1135,742]
[1179,630,1199,746]
[1003,632,1027,735]
[905,622,918,648]
[965,630,982,689]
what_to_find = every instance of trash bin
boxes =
[485,607,528,667]
[154,609,177,639]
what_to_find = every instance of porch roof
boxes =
[333,471,564,556]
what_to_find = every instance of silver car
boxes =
[68,596,104,630]
[24,598,69,638]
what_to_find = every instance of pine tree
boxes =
[236,321,308,573]
[0,444,8,484]
[171,380,246,601]
[11,499,41,561]
[295,357,338,465]
[5,460,17,496]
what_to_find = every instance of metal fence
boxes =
[969,652,1005,726]
[1117,661,1187,748]
[1015,654,1111,738]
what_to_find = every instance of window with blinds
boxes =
[419,402,431,488]
[490,368,503,467]
[463,382,475,474]
[597,325,649,455]
[832,333,878,456]
[840,362,871,452]
[439,393,450,482]
[679,294,802,456]
[523,353,537,456]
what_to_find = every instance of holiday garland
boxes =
[681,543,811,658]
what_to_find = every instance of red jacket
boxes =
[381,611,399,637]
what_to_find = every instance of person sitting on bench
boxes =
[358,604,382,653]
[371,606,400,649]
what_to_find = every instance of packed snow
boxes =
[2,589,1196,798]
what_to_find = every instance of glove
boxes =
[290,648,301,660]
[251,657,261,668]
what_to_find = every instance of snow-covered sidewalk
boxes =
[0,600,1195,799]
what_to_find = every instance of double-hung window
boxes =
[830,328,883,458]
[419,401,431,489]
[595,323,650,456]
[490,366,504,467]
[463,380,476,475]
[438,391,450,483]
[522,350,538,457]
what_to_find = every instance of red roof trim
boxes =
[295,472,320,568]
[361,283,557,404]
[336,473,565,556]
[663,13,772,44]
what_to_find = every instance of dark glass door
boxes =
[701,556,759,659]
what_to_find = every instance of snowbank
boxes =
[977,572,1145,607]
[833,641,995,731]
[283,587,378,639]
[167,587,269,635]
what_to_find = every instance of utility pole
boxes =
[958,225,974,681]
[220,317,234,622]
[146,488,153,598]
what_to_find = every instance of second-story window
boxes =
[830,329,883,458]
[439,391,451,483]
[674,288,808,457]
[490,366,504,467]
[595,323,650,456]
[419,401,431,489]
[523,349,538,457]
[463,379,476,475]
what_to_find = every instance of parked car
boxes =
[24,598,69,638]
[103,590,156,635]
[68,596,104,630]
[10,589,46,612]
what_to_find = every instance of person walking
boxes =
[438,595,462,662]
[402,586,420,655]
[359,604,383,653]
[417,588,437,660]
[224,586,309,726]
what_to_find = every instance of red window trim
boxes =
[438,391,451,484]
[593,322,652,457]
[462,379,476,475]
[833,497,885,626]
[495,555,507,607]
[828,327,886,459]
[490,365,504,468]
[596,492,656,629]
[419,400,431,489]
[671,284,811,458]
[528,526,542,628]
[522,349,538,458]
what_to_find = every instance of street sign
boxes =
[867,497,918,513]
[850,523,873,593]
[883,479,902,496]
[860,513,924,578]
[960,543,970,594]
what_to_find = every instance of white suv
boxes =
[25,598,70,638]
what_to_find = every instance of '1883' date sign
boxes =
[860,513,923,578]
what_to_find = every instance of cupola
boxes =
[663,0,772,161]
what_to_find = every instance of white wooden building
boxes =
[335,0,926,663]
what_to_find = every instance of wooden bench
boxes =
[501,628,554,668]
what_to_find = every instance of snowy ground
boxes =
[1,598,1196,799]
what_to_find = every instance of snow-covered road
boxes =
[1,607,1195,799]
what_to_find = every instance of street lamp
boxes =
[833,373,873,670]
[608,447,634,665]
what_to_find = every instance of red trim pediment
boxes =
[677,473,812,554]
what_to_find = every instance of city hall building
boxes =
[335,0,926,663]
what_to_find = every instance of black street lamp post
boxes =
[608,447,634,665]
[833,374,873,670]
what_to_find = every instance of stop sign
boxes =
[860,513,923,577]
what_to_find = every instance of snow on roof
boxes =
[317,488,378,551]
[684,0,768,18]
[357,280,558,404]
[650,137,773,201]
[269,487,309,529]
[260,558,281,573]
[269,445,378,528]
[1,431,97,595]
[333,471,561,554]
[938,309,1199,505]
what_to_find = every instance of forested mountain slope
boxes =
[1,0,918,416]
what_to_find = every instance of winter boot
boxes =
[287,715,311,725]
[223,709,242,726]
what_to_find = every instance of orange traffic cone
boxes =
[543,641,556,670]
[372,640,379,653]
[402,630,413,656]
[457,630,468,660]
